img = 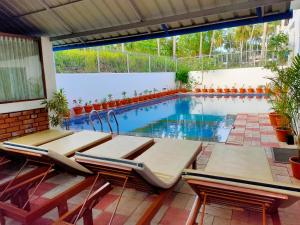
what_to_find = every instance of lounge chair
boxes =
[182,144,300,225]
[0,129,73,169]
[55,139,202,225]
[0,134,154,225]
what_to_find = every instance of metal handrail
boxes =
[89,110,103,132]
[106,110,119,134]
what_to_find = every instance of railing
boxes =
[106,110,119,135]
[89,110,103,132]
[55,49,288,73]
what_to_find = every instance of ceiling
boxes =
[0,0,293,50]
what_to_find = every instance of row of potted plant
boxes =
[72,89,182,115]
[266,55,300,179]
[195,84,270,94]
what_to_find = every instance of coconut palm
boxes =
[234,26,251,61]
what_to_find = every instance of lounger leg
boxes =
[0,159,29,200]
[22,164,53,210]
[186,195,202,225]
[262,204,266,225]
[198,193,207,225]
[83,209,93,225]
[11,189,30,211]
[108,176,129,225]
[58,202,69,216]
[0,210,5,225]
[73,173,101,224]
[136,188,173,225]
[271,210,282,225]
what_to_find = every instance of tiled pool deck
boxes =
[2,113,300,225]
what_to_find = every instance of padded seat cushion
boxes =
[40,131,112,156]
[9,129,73,146]
[77,135,153,159]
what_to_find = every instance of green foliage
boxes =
[175,67,190,85]
[267,32,289,65]
[41,89,69,127]
[266,55,300,134]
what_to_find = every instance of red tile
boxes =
[31,217,53,225]
[94,211,127,225]
[260,142,280,148]
[159,207,190,225]
[95,194,119,210]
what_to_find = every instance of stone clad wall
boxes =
[0,108,49,141]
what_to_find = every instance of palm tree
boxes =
[173,36,176,59]
[157,39,160,56]
[234,26,251,62]
[199,32,203,57]
[209,30,215,57]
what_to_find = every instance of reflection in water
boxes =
[68,95,270,143]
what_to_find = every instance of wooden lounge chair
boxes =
[56,139,202,225]
[0,135,154,225]
[0,129,73,169]
[0,131,112,208]
[182,144,300,225]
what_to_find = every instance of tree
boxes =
[173,36,177,59]
[234,26,251,61]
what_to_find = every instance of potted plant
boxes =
[41,89,69,127]
[72,98,83,115]
[175,67,189,92]
[247,85,255,93]
[231,83,238,93]
[224,85,230,93]
[92,99,101,111]
[256,85,264,94]
[265,83,271,94]
[216,86,222,93]
[120,91,127,105]
[84,100,93,113]
[107,94,115,108]
[132,90,139,103]
[101,98,108,110]
[239,84,246,93]
[201,85,208,93]
[208,84,215,93]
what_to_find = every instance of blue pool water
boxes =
[68,94,270,142]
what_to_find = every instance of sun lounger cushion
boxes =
[76,135,153,159]
[76,139,202,189]
[2,142,92,174]
[39,131,112,156]
[8,129,73,146]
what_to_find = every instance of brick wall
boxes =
[0,108,49,141]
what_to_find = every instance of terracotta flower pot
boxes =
[269,112,278,127]
[73,106,83,115]
[224,88,230,93]
[289,156,300,179]
[265,88,271,94]
[132,97,139,103]
[275,128,291,142]
[92,103,101,111]
[108,101,115,108]
[217,88,223,93]
[231,88,238,93]
[195,88,201,93]
[239,88,246,93]
[256,88,263,94]
[84,105,93,113]
[201,88,208,93]
[208,88,215,93]
[102,103,108,110]
[275,115,290,128]
[115,100,121,107]
[247,88,255,93]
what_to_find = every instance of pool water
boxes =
[68,95,270,142]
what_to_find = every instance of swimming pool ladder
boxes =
[89,110,104,132]
[106,110,119,135]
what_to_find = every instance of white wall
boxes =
[0,37,56,113]
[56,72,176,105]
[189,67,274,89]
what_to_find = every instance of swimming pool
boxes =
[67,94,270,142]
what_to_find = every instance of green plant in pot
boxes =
[175,67,189,92]
[41,89,69,128]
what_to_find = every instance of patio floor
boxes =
[2,113,300,225]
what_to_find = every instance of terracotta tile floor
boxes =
[2,113,300,225]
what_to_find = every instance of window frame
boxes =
[0,33,47,104]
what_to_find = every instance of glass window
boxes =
[0,35,45,103]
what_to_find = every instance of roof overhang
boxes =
[0,0,293,51]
